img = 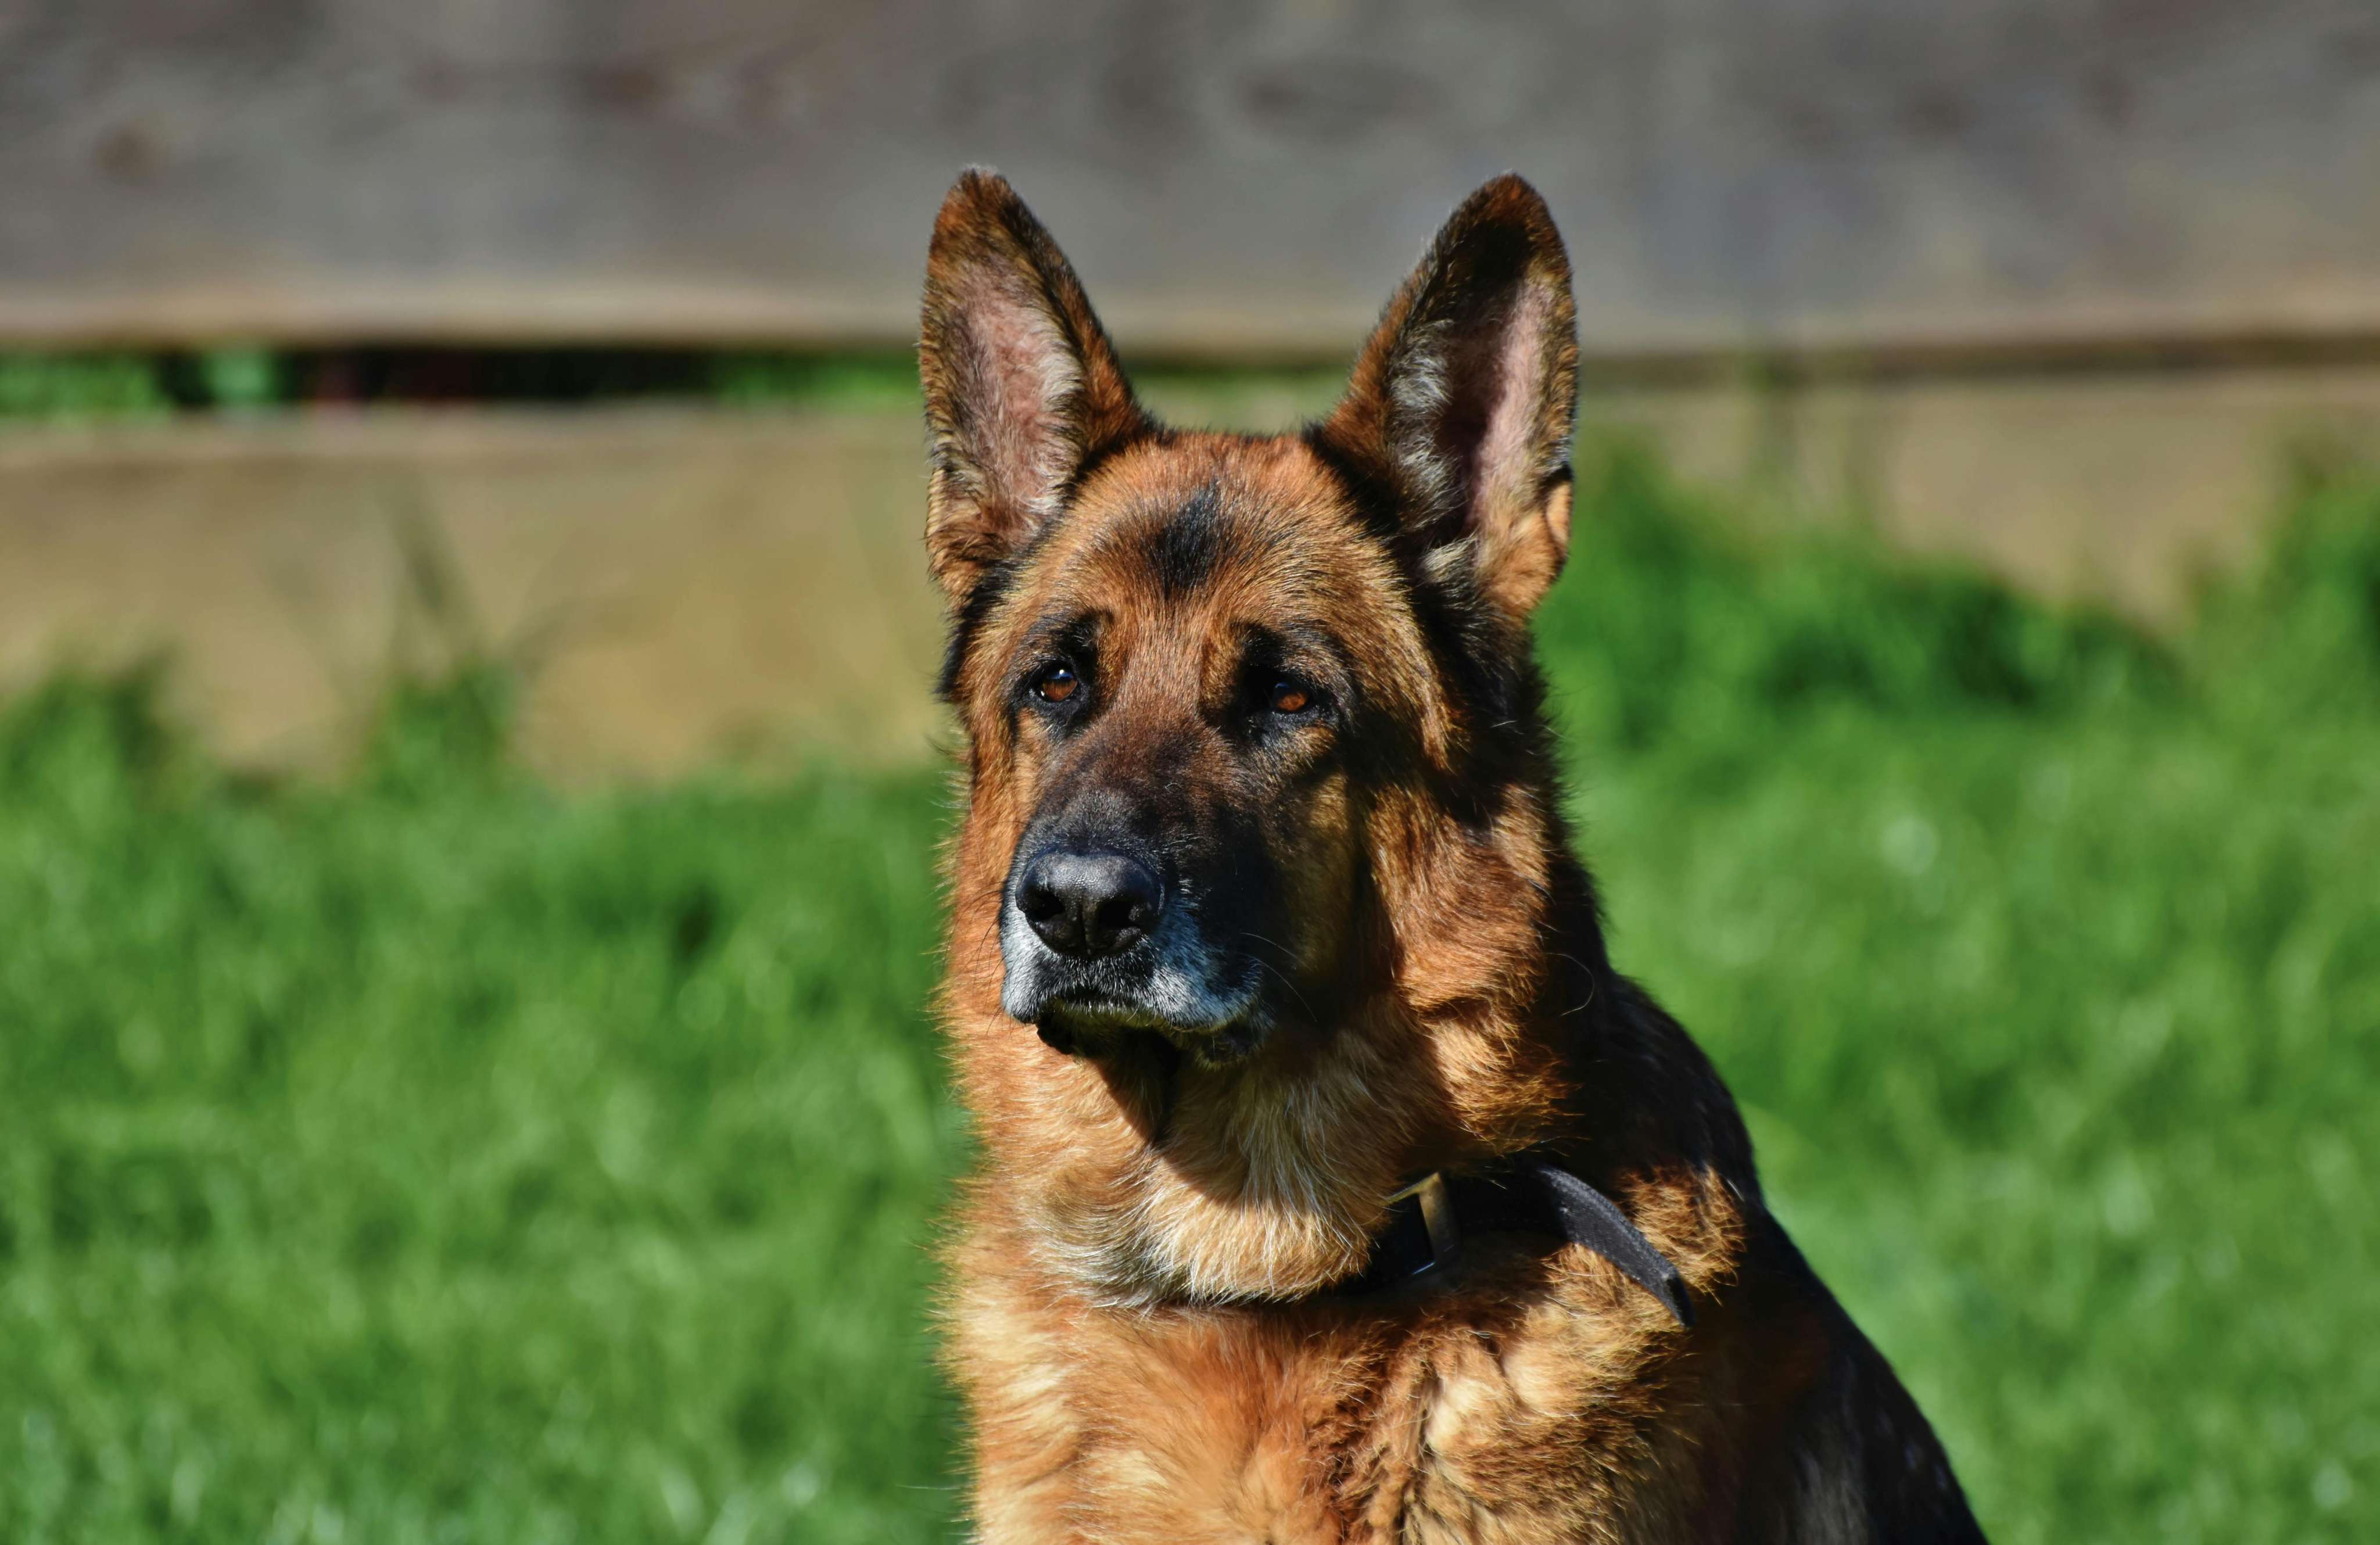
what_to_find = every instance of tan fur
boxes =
[919,171,1983,1544]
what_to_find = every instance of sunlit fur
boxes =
[921,169,1984,1544]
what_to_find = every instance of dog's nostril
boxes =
[1017,849,1163,958]
[1017,877,1065,924]
[1090,891,1145,942]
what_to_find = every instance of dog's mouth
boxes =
[1030,990,1271,1068]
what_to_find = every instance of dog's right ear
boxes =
[1317,175,1578,622]
[919,169,1148,605]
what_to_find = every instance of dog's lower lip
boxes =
[1033,995,1248,1048]
[1037,995,1205,1035]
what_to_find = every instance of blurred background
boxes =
[2,3,2376,1541]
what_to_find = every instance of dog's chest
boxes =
[961,1275,1687,1544]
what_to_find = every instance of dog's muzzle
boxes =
[998,844,1262,1058]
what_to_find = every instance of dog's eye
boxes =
[1033,663,1080,704]
[1269,679,1313,715]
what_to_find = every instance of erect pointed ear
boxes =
[918,169,1149,604]
[1317,174,1579,619]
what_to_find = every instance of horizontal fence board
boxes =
[5,1,2380,354]
[0,408,949,773]
[4,370,2371,773]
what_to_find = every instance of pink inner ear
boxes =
[951,265,1082,521]
[1475,282,1554,517]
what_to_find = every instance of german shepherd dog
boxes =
[920,169,1987,1544]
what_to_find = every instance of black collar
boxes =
[1343,1154,1696,1327]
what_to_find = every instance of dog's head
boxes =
[924,171,1583,1297]
[928,167,1578,1049]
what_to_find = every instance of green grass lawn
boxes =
[2,447,2375,1543]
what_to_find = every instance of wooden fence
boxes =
[5,0,2380,360]
[6,2,2380,772]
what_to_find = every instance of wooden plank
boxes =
[0,408,948,775]
[4,1,2380,355]
[3,370,2373,775]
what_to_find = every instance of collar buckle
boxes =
[1382,1171,1460,1275]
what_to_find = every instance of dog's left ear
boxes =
[1319,174,1579,619]
[919,169,1149,605]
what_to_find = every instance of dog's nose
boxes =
[1017,850,1163,958]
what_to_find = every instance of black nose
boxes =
[1016,850,1163,958]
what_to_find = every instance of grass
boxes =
[0,353,175,420]
[2,443,2377,1543]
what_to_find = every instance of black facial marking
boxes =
[1148,484,1227,598]
[938,503,1081,705]
[938,560,1016,704]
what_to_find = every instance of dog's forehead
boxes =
[1033,436,1387,617]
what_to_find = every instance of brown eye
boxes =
[1034,664,1079,704]
[1270,680,1311,715]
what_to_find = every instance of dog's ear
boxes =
[1319,174,1579,619]
[919,169,1149,604]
